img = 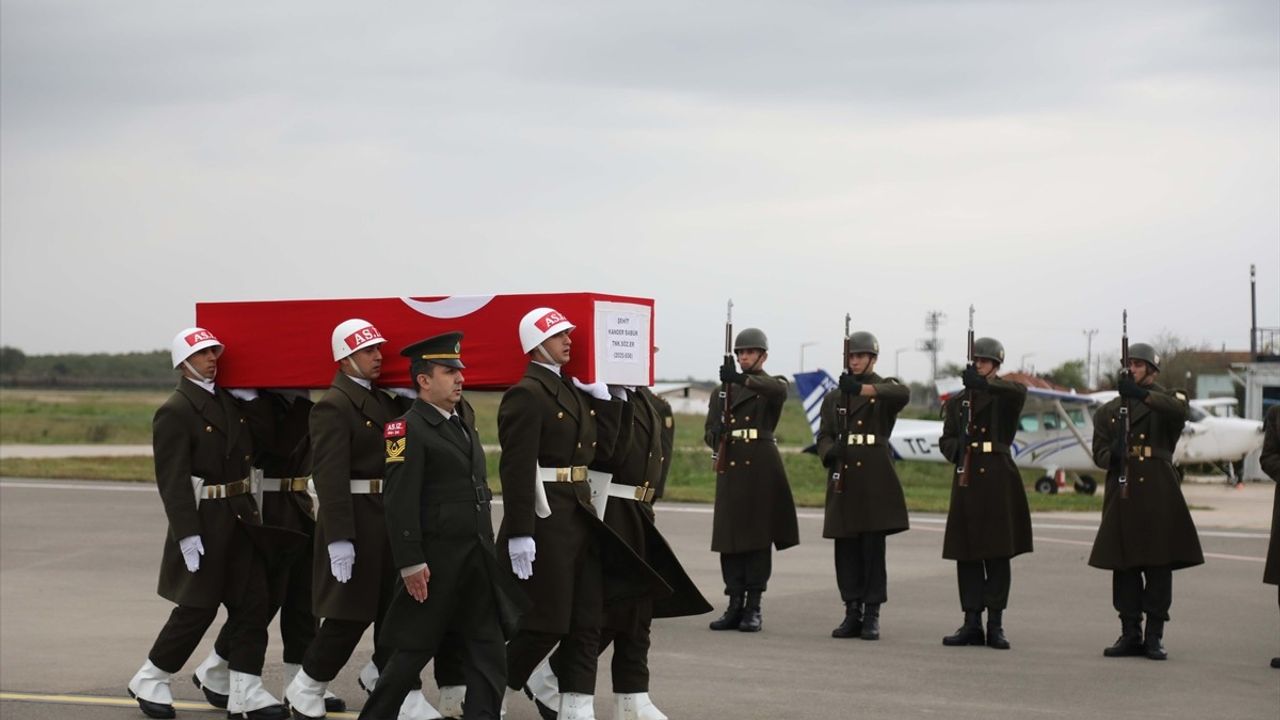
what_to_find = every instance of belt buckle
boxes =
[866,434,876,445]
[981,442,992,453]
[369,479,383,494]
[475,486,491,504]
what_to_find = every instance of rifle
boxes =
[833,313,852,493]
[713,299,734,473]
[957,305,975,487]
[1118,310,1130,500]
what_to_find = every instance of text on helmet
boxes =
[185,330,218,346]
[344,326,383,349]
[534,311,568,332]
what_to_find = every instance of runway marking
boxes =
[0,691,358,717]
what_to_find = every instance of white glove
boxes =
[571,377,611,401]
[179,535,204,573]
[508,536,536,580]
[609,385,631,401]
[227,388,259,402]
[387,387,418,399]
[328,540,355,583]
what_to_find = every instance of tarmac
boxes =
[0,477,1277,720]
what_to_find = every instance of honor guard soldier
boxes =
[703,328,800,633]
[526,384,712,720]
[1261,404,1280,669]
[1089,343,1203,660]
[358,333,524,720]
[497,307,663,720]
[285,319,446,720]
[193,388,347,715]
[128,328,302,720]
[815,331,910,641]
[938,337,1032,650]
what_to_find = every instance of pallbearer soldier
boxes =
[497,307,662,720]
[359,333,523,720]
[938,337,1032,650]
[128,328,301,720]
[527,383,712,720]
[704,328,800,633]
[285,319,445,720]
[1089,342,1203,661]
[192,388,347,714]
[1261,404,1280,669]
[815,330,910,641]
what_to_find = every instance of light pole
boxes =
[799,342,818,373]
[1020,353,1035,373]
[1082,328,1098,388]
[895,347,910,378]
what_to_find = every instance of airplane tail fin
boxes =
[794,369,839,447]
[935,376,963,404]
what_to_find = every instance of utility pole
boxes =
[918,310,946,380]
[1082,328,1098,388]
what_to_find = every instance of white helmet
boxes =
[331,318,386,361]
[519,307,576,354]
[171,327,223,369]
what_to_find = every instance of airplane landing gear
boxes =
[1074,475,1098,495]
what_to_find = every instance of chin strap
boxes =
[342,357,366,380]
[535,345,561,367]
[182,361,215,384]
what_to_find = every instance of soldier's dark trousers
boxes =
[359,553,505,720]
[597,616,652,693]
[148,547,270,675]
[215,546,316,664]
[301,570,397,683]
[956,558,1011,612]
[720,549,772,595]
[834,533,888,605]
[1112,567,1173,622]
[507,542,603,695]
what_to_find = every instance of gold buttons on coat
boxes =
[365,420,374,427]
[745,416,751,422]
[1139,433,1146,440]
[590,410,596,416]
[557,412,565,419]
[239,418,246,424]
[856,420,864,426]
[855,461,862,467]
[591,441,597,447]
[205,426,213,433]
[244,454,250,461]
[577,442,583,448]
[730,461,736,467]
[745,460,751,466]
[870,398,876,404]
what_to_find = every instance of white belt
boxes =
[262,477,311,493]
[607,483,656,504]
[350,479,383,494]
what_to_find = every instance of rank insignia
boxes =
[386,437,406,463]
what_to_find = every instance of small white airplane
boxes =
[794,370,1265,494]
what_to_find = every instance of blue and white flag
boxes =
[793,369,838,448]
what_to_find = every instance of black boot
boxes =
[831,602,863,638]
[1103,617,1145,657]
[942,611,985,646]
[985,609,1010,650]
[1270,657,1280,669]
[709,593,745,631]
[860,604,881,641]
[1144,619,1168,661]
[738,591,763,633]
[127,690,176,720]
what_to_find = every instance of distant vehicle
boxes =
[793,370,1265,495]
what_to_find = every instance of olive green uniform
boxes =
[1261,405,1280,667]
[497,363,666,695]
[939,376,1033,613]
[816,373,910,607]
[359,398,524,720]
[703,370,799,607]
[146,380,304,677]
[1088,383,1203,626]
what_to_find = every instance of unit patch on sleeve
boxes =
[385,420,407,463]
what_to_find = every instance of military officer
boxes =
[1089,343,1204,660]
[359,332,522,720]
[703,328,800,633]
[285,319,444,720]
[127,328,299,720]
[192,388,346,715]
[815,330,910,641]
[1261,404,1280,669]
[527,385,712,720]
[497,307,664,720]
[938,337,1032,650]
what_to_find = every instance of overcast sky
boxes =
[2,0,1276,384]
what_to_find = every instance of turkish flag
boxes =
[196,292,654,390]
